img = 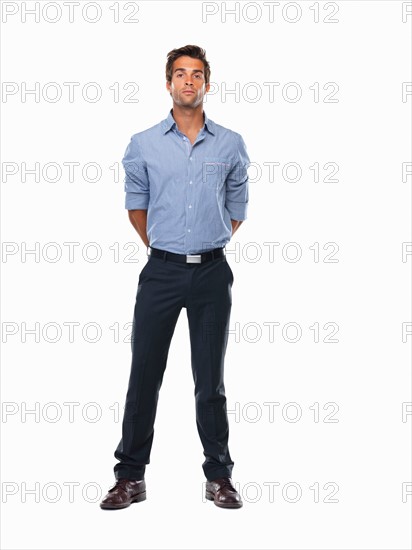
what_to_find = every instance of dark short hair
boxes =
[166,45,211,85]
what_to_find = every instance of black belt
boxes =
[148,246,225,264]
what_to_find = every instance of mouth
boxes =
[182,90,195,95]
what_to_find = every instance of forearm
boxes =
[231,219,243,236]
[128,209,149,247]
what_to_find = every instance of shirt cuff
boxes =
[226,200,248,221]
[125,193,150,210]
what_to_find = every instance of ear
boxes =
[166,81,171,93]
[205,82,211,94]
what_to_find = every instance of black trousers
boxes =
[113,249,235,482]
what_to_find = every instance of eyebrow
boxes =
[173,68,204,74]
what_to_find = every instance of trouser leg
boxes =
[186,256,235,481]
[114,257,183,480]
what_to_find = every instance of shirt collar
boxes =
[162,108,215,136]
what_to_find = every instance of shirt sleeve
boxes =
[225,132,250,221]
[123,135,150,210]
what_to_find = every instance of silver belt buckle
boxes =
[186,254,202,263]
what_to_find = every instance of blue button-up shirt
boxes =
[122,109,250,254]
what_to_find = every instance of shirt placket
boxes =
[181,134,194,252]
[177,128,206,254]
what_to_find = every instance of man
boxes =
[100,45,249,510]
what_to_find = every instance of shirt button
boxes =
[189,157,192,161]
[189,181,192,185]
[188,205,192,208]
[183,137,186,141]
[188,229,191,232]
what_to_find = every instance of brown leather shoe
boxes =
[205,477,243,508]
[100,478,146,510]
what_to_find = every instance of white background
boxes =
[1,1,411,549]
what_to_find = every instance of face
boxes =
[166,55,210,108]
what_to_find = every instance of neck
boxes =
[171,105,205,134]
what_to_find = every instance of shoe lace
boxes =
[218,478,236,492]
[108,478,130,494]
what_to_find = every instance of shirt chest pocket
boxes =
[201,157,232,189]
